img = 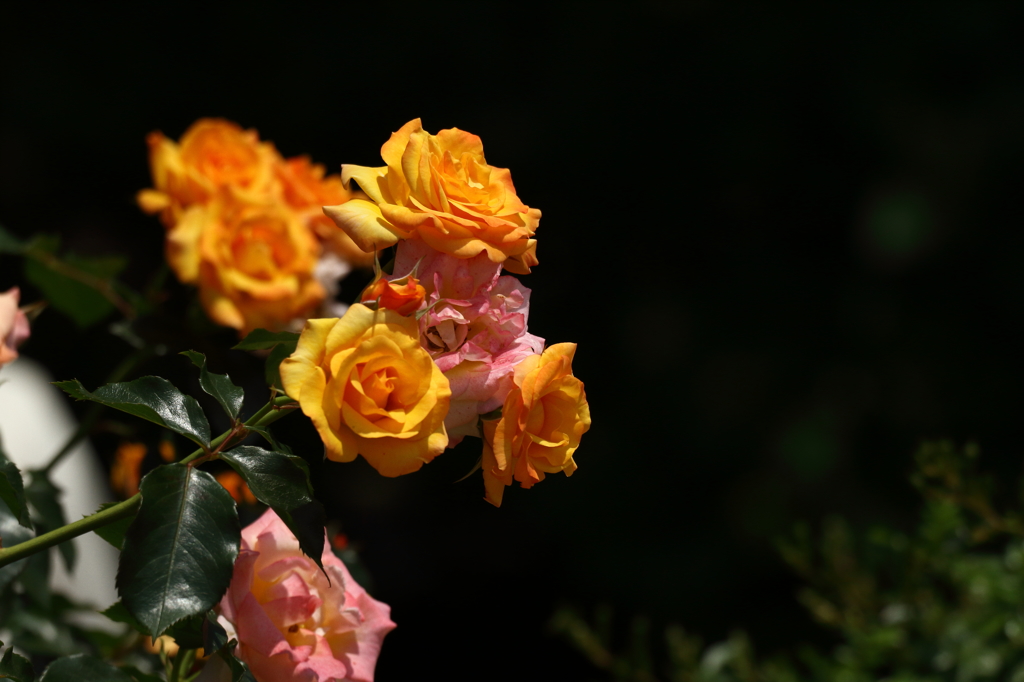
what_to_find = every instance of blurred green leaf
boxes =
[118,666,163,682]
[232,329,299,351]
[0,448,30,528]
[39,654,133,682]
[56,377,211,449]
[100,600,150,636]
[0,644,36,682]
[0,497,34,592]
[117,464,239,637]
[24,257,114,329]
[24,472,74,571]
[180,351,244,420]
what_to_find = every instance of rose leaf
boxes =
[116,464,240,637]
[180,350,244,420]
[56,376,211,449]
[220,445,326,573]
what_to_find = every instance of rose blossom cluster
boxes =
[282,119,591,506]
[137,119,372,334]
[0,287,32,367]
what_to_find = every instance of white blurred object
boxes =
[0,356,119,611]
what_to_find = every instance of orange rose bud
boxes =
[360,274,426,316]
[216,471,257,505]
[110,442,147,498]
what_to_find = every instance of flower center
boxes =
[424,320,467,355]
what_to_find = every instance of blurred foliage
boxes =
[552,441,1024,681]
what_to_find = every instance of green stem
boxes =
[0,495,140,566]
[170,648,197,682]
[43,346,154,475]
[0,395,296,568]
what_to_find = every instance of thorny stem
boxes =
[0,395,297,568]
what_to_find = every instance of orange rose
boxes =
[110,441,147,498]
[276,156,373,267]
[359,273,426,316]
[279,305,451,477]
[137,118,278,227]
[216,471,258,505]
[168,196,324,333]
[482,343,591,506]
[324,119,540,274]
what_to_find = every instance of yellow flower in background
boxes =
[137,118,278,226]
[280,305,451,477]
[169,196,324,333]
[137,118,376,334]
[325,118,541,274]
[482,343,590,506]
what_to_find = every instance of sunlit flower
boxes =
[325,119,540,274]
[280,305,451,477]
[482,343,590,506]
[218,509,395,681]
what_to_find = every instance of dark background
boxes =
[3,2,1024,679]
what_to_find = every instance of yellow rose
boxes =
[168,196,324,333]
[280,305,451,476]
[324,119,541,274]
[482,343,591,506]
[137,118,279,227]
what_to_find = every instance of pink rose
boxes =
[391,240,543,445]
[0,287,31,367]
[217,509,395,682]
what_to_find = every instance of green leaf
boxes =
[231,329,299,390]
[116,464,240,637]
[18,548,50,609]
[264,343,294,390]
[100,601,150,636]
[0,497,35,591]
[164,612,205,649]
[24,258,114,329]
[218,648,256,682]
[0,448,30,527]
[24,472,74,571]
[245,425,293,456]
[204,610,228,654]
[92,502,133,551]
[232,329,299,351]
[56,377,211,449]
[220,446,326,572]
[180,351,244,420]
[39,654,133,682]
[0,645,36,682]
[118,666,163,682]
